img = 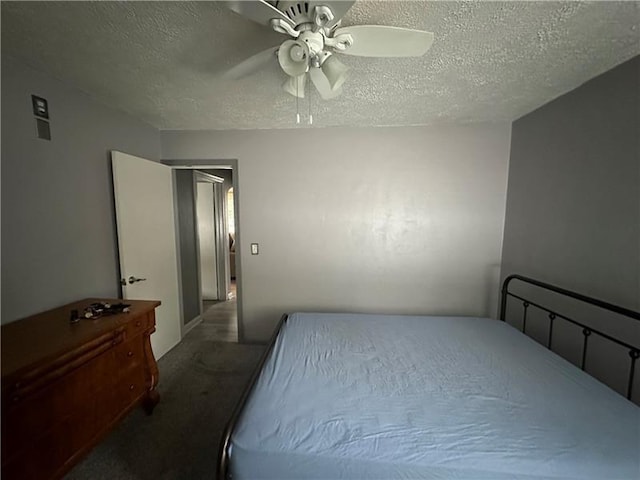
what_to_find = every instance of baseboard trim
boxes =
[182,315,203,337]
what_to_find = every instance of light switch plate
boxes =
[32,95,49,119]
[251,243,259,255]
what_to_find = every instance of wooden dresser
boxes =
[1,298,161,480]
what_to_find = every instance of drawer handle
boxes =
[129,384,135,391]
[135,321,141,327]
[127,351,134,357]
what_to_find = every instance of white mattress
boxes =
[229,313,640,479]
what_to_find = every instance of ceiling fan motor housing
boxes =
[272,1,314,27]
[298,31,324,56]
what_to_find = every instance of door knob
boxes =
[128,276,147,284]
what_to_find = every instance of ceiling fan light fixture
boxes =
[282,74,306,98]
[309,67,343,100]
[222,1,435,105]
[321,55,350,90]
[278,40,310,77]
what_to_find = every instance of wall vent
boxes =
[36,118,51,140]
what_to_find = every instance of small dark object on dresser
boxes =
[84,302,131,319]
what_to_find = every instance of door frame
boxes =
[163,159,244,342]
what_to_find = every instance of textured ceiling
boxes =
[2,1,639,130]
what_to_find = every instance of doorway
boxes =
[196,169,237,342]
[195,171,226,303]
[165,160,242,343]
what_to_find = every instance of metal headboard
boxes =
[500,274,640,400]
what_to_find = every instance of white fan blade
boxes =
[309,67,343,100]
[333,25,434,57]
[223,47,278,80]
[309,1,355,26]
[221,1,294,28]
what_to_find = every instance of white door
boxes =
[196,182,219,300]
[112,151,181,359]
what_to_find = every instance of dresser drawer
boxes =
[124,312,151,339]
[2,385,95,480]
[2,350,104,463]
[116,365,146,409]
[2,385,55,462]
[113,336,144,369]
[3,419,73,480]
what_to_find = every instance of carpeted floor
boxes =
[65,308,264,479]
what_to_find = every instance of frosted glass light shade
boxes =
[278,40,310,77]
[321,55,350,90]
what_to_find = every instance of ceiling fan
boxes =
[221,1,434,100]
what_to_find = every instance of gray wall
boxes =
[162,124,512,342]
[174,170,201,325]
[1,56,161,323]
[501,56,639,399]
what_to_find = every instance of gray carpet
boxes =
[65,325,265,479]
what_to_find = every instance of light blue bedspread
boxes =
[230,313,640,479]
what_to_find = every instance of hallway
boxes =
[200,281,237,342]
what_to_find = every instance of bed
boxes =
[218,275,640,480]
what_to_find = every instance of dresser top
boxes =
[1,298,160,380]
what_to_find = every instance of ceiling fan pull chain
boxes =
[308,73,313,125]
[296,77,300,124]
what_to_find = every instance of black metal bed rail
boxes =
[217,313,289,480]
[499,274,640,400]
